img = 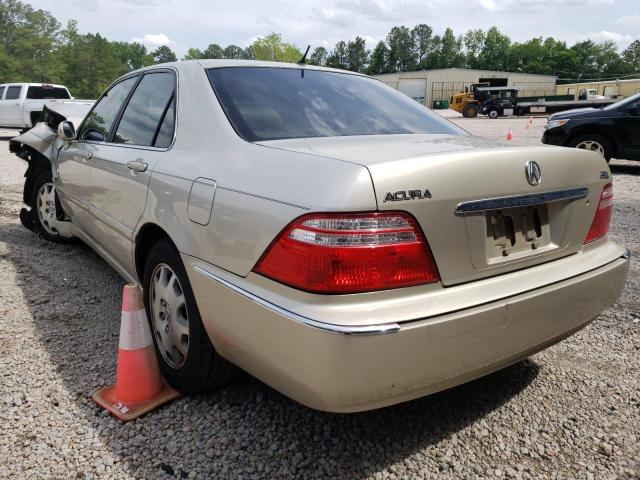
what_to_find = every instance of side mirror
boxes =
[57,121,76,141]
[625,106,640,116]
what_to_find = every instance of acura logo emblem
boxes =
[525,161,542,186]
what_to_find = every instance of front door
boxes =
[619,100,640,159]
[57,75,139,232]
[87,71,176,273]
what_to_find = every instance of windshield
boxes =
[207,67,464,142]
[604,92,640,110]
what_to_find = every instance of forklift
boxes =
[450,83,519,118]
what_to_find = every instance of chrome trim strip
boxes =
[192,265,400,335]
[455,187,589,215]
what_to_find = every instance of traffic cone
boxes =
[506,128,513,141]
[525,116,533,129]
[93,284,180,421]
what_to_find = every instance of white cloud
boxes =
[615,14,640,29]
[478,0,497,11]
[587,30,633,48]
[477,0,613,12]
[131,33,175,49]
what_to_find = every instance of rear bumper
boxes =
[185,247,629,413]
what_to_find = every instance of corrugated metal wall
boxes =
[374,68,556,107]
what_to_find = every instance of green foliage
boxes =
[326,41,348,69]
[346,36,369,72]
[251,33,302,63]
[367,41,389,75]
[151,45,177,63]
[387,26,415,72]
[622,40,640,71]
[308,46,327,66]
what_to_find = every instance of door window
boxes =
[78,76,137,142]
[6,86,22,100]
[113,72,175,147]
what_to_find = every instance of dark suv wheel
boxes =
[568,133,612,161]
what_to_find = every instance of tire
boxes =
[488,108,500,119]
[30,170,66,242]
[463,104,479,118]
[568,133,612,161]
[142,239,237,393]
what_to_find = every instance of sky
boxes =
[27,0,640,57]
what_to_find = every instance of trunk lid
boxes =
[258,134,610,286]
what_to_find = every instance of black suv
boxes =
[542,93,640,162]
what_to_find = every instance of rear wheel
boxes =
[31,170,65,242]
[462,103,479,118]
[488,108,500,119]
[143,239,237,393]
[568,134,612,161]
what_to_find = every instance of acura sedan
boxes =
[11,60,629,412]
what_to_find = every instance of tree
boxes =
[112,41,152,74]
[182,47,204,60]
[203,43,224,59]
[387,26,415,72]
[411,24,433,69]
[622,40,640,70]
[251,33,302,63]
[463,29,485,69]
[367,41,389,74]
[326,41,348,69]
[346,36,368,72]
[309,46,327,66]
[479,26,511,71]
[223,44,246,59]
[151,45,176,63]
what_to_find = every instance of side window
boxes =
[6,86,22,100]
[153,97,175,148]
[0,86,5,99]
[113,72,175,147]
[79,76,137,142]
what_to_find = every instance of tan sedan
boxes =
[11,60,629,412]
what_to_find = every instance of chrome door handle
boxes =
[80,152,93,159]
[126,160,148,172]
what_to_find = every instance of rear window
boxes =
[26,86,70,99]
[207,67,463,142]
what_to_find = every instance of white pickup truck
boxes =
[0,83,93,130]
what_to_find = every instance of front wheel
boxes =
[568,134,612,161]
[31,170,66,242]
[142,239,237,393]
[488,109,500,119]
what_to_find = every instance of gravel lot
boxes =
[0,117,638,480]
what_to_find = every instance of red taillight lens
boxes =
[253,212,440,293]
[584,183,613,244]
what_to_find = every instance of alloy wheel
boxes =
[149,263,190,369]
[575,140,605,157]
[36,183,59,236]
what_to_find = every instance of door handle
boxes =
[80,152,93,159]
[126,160,148,172]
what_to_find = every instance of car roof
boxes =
[135,59,367,78]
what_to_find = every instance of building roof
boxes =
[374,67,556,79]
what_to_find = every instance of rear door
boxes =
[87,70,176,273]
[618,98,640,159]
[0,85,24,126]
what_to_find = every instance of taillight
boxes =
[253,212,440,294]
[584,183,613,244]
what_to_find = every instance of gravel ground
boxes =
[0,120,638,480]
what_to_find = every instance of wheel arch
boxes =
[134,223,176,282]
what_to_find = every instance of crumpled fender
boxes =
[9,122,60,164]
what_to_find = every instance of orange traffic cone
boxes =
[506,128,513,141]
[93,284,180,421]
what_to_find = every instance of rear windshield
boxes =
[26,86,70,99]
[207,67,463,142]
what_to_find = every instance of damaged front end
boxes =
[9,106,76,238]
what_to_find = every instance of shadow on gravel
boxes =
[610,163,640,176]
[2,218,539,479]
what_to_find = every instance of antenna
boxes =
[297,45,311,65]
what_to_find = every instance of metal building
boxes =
[556,78,640,99]
[373,68,557,108]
